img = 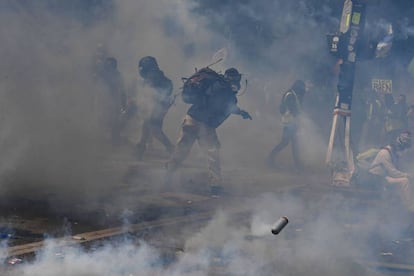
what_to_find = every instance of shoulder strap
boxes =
[284,89,301,110]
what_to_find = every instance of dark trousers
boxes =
[167,115,221,186]
[268,124,303,170]
[136,103,173,159]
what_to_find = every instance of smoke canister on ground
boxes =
[271,216,289,235]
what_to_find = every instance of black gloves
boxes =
[239,110,252,120]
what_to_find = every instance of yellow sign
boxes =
[372,79,392,94]
[352,12,361,25]
[346,14,351,28]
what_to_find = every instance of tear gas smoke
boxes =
[1,0,414,275]
[1,0,411,208]
[1,194,399,276]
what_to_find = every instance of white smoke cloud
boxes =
[0,0,224,208]
[2,193,398,276]
[1,1,412,275]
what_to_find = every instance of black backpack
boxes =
[279,91,288,114]
[181,67,223,104]
[279,89,300,114]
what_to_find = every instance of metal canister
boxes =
[271,216,289,235]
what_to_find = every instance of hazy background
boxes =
[0,0,412,204]
[0,0,413,274]
[0,0,413,207]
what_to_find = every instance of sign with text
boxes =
[372,79,392,94]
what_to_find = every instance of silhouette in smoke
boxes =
[267,80,306,172]
[166,67,252,196]
[99,57,127,146]
[385,93,408,144]
[136,56,174,160]
[359,88,386,150]
[92,43,108,80]
[396,94,408,127]
[407,104,414,131]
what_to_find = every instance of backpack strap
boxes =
[281,89,300,114]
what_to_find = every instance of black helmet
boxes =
[396,131,412,150]
[224,68,242,92]
[138,56,159,78]
[224,68,241,82]
[291,80,306,96]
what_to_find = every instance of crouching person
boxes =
[369,131,413,211]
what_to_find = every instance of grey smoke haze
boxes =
[2,0,412,204]
[1,0,414,274]
[0,0,206,205]
[1,193,398,275]
[0,0,341,206]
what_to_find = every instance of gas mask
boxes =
[396,132,412,151]
[224,68,242,93]
[230,82,241,92]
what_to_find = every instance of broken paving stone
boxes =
[7,257,22,265]
[175,248,184,255]
[0,233,13,239]
[393,238,414,244]
[0,227,14,239]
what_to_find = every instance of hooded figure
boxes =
[136,56,174,159]
[99,57,127,145]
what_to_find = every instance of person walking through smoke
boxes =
[166,67,252,196]
[267,80,306,172]
[136,56,174,160]
[99,57,127,145]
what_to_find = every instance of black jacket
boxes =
[101,68,127,110]
[145,70,173,106]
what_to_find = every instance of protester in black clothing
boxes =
[100,57,127,145]
[385,93,408,144]
[136,56,174,159]
[166,67,251,195]
[360,89,385,150]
